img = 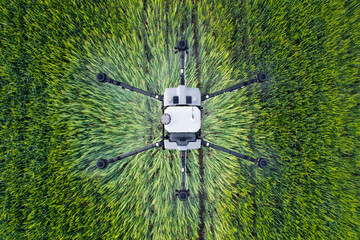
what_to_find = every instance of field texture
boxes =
[1,0,359,239]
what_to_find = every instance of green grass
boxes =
[1,0,359,239]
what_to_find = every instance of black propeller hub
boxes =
[257,158,269,168]
[257,72,267,82]
[176,40,188,51]
[96,159,108,169]
[96,72,107,82]
[176,189,189,201]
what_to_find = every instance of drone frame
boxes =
[95,40,268,201]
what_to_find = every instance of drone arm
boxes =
[174,40,189,85]
[180,150,187,190]
[175,150,190,201]
[201,140,256,162]
[180,50,186,85]
[96,140,163,169]
[201,73,267,101]
[96,72,163,102]
[201,140,269,168]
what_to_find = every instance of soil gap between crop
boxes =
[165,0,170,74]
[142,0,155,237]
[10,2,29,234]
[191,3,206,240]
[231,1,258,237]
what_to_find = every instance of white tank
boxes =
[164,106,201,133]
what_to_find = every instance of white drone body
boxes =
[162,85,202,151]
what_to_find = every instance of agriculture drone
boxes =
[95,40,269,201]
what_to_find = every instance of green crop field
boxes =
[1,0,359,239]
